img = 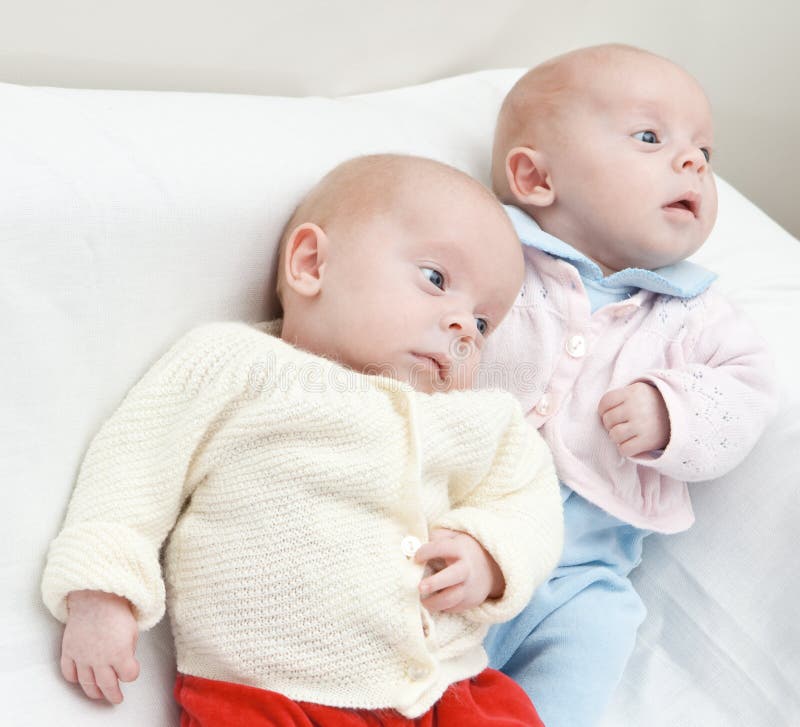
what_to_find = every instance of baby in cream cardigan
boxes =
[42,154,563,725]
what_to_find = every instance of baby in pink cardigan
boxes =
[481,44,776,727]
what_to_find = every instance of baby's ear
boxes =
[283,223,329,297]
[505,147,555,207]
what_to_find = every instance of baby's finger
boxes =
[600,403,629,431]
[414,538,465,565]
[617,435,647,458]
[421,584,465,613]
[76,664,103,700]
[61,655,78,684]
[607,422,637,446]
[94,665,124,704]
[597,388,628,416]
[419,562,465,597]
[115,655,140,683]
[413,541,442,564]
[414,538,462,565]
[428,528,458,541]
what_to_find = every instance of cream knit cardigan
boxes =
[42,321,563,717]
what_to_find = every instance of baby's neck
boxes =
[526,208,621,276]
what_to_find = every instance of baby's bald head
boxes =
[276,154,503,304]
[492,44,663,199]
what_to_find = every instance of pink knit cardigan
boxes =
[480,246,776,533]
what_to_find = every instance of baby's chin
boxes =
[406,376,456,395]
[630,239,709,271]
[404,371,472,395]
[611,250,697,272]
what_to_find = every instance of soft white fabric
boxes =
[1,70,798,725]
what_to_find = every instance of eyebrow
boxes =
[625,100,662,118]
[623,99,713,137]
[413,238,463,262]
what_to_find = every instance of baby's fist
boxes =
[61,590,140,704]
[598,382,670,457]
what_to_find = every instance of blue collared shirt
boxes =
[505,205,717,313]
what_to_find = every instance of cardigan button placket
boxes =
[535,393,551,416]
[565,334,586,358]
[400,535,422,559]
[406,663,429,681]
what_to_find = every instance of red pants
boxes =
[175,669,544,726]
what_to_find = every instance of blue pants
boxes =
[485,485,649,727]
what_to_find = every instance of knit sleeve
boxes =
[41,322,262,629]
[629,293,778,481]
[432,397,563,624]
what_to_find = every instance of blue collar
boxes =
[505,205,717,298]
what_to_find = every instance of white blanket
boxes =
[2,70,798,726]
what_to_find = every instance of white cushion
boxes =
[2,71,798,726]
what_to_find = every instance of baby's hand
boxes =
[61,590,140,704]
[598,382,670,457]
[414,528,504,613]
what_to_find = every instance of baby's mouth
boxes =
[412,352,449,381]
[664,192,700,217]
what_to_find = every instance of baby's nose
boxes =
[676,146,708,173]
[443,311,477,337]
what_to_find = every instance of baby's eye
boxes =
[421,267,445,290]
[633,130,659,144]
[475,318,489,336]
[700,147,711,163]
